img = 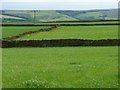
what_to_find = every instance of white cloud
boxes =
[1,0,119,10]
[1,2,118,10]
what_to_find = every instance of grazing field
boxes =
[3,47,118,88]
[2,10,119,89]
[2,26,50,38]
[18,26,118,40]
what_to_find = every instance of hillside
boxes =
[57,9,118,20]
[1,9,118,22]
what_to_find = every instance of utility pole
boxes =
[34,10,36,25]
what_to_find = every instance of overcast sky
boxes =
[0,0,120,10]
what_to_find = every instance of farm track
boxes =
[2,39,120,48]
[3,25,60,40]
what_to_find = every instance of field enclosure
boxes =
[2,20,119,88]
[18,26,118,40]
[2,26,50,38]
[2,20,119,25]
[2,47,118,88]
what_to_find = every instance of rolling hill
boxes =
[57,9,118,20]
[0,9,119,22]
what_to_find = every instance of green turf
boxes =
[2,26,50,38]
[18,26,118,40]
[3,47,118,88]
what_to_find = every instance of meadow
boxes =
[18,26,118,40]
[2,26,50,38]
[2,20,119,88]
[2,47,118,88]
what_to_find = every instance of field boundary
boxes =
[2,39,120,48]
[3,25,60,40]
[39,20,120,23]
[1,23,120,26]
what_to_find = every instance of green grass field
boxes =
[3,47,118,88]
[2,26,50,38]
[2,20,119,88]
[18,26,118,40]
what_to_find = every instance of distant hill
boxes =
[57,9,118,20]
[0,9,119,22]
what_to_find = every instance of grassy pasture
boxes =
[18,26,118,40]
[2,26,50,38]
[3,47,118,88]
